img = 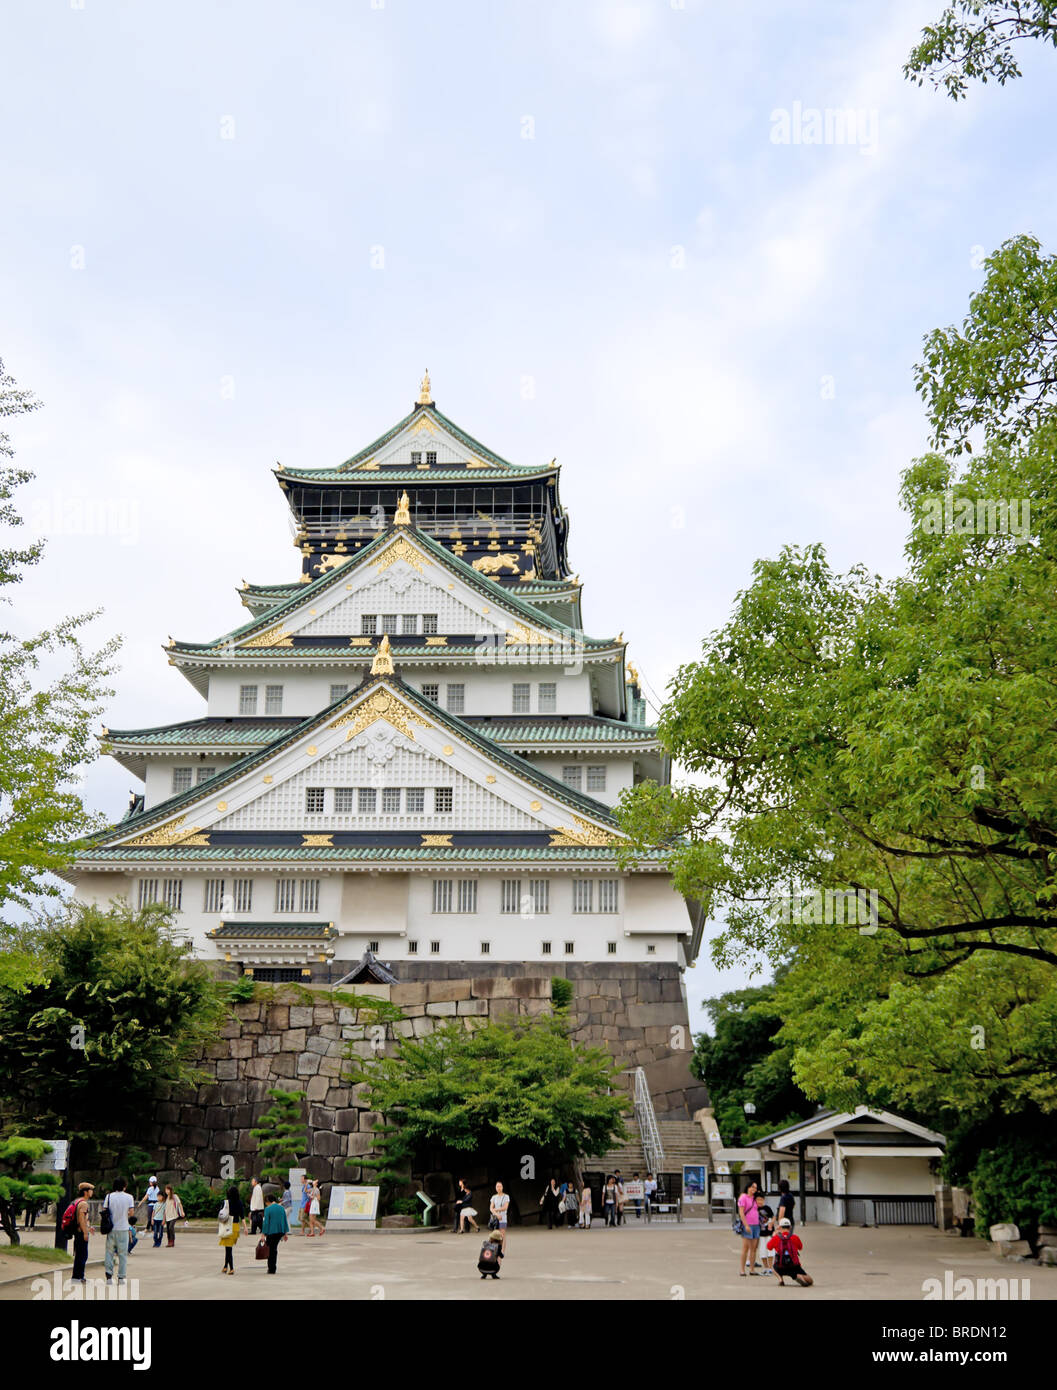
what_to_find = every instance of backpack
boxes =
[774,1231,799,1272]
[478,1242,499,1267]
[61,1200,82,1235]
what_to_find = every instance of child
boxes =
[767,1217,813,1287]
[477,1233,504,1279]
[756,1196,776,1275]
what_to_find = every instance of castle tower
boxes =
[71,380,707,1115]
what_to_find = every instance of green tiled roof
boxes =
[104,718,300,748]
[75,845,668,865]
[171,640,617,659]
[208,922,336,939]
[171,524,615,654]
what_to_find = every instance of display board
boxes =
[682,1164,708,1202]
[326,1185,380,1222]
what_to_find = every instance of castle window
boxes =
[361,614,378,635]
[530,879,549,914]
[564,941,574,955]
[334,788,355,813]
[265,684,284,714]
[407,940,418,954]
[368,940,380,954]
[358,787,377,813]
[500,878,520,914]
[598,879,620,913]
[426,451,437,467]
[434,787,453,813]
[421,684,439,703]
[204,878,226,912]
[432,879,453,913]
[232,878,253,913]
[410,451,421,466]
[538,682,557,712]
[330,683,348,704]
[480,940,490,954]
[430,940,441,954]
[196,766,216,784]
[572,879,593,914]
[607,941,617,955]
[305,787,325,814]
[406,787,425,813]
[562,766,583,791]
[457,879,478,913]
[382,787,402,813]
[445,684,465,714]
[423,613,438,635]
[163,879,184,912]
[401,614,418,635]
[172,768,193,794]
[587,765,607,792]
[299,879,320,913]
[138,878,159,909]
[646,943,656,954]
[381,614,398,634]
[512,683,530,713]
[239,684,258,715]
[541,941,552,955]
[275,879,296,912]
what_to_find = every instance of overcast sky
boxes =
[3,0,1055,1033]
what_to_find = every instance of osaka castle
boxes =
[70,375,707,1112]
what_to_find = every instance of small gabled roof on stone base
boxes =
[334,950,398,985]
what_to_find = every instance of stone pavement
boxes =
[3,1223,1055,1301]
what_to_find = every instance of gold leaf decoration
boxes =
[124,817,201,847]
[548,815,620,847]
[302,833,333,846]
[421,833,452,846]
[504,621,554,646]
[373,536,429,574]
[239,623,293,648]
[330,688,431,741]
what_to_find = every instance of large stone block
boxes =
[346,1132,377,1155]
[257,1035,280,1055]
[333,1162,362,1183]
[318,1056,345,1077]
[229,1039,253,1059]
[989,1223,1020,1244]
[390,982,428,1005]
[312,1130,343,1157]
[306,1035,331,1056]
[626,1003,678,1029]
[159,1126,183,1147]
[232,1104,255,1128]
[457,999,488,1015]
[318,1023,342,1040]
[242,1021,264,1036]
[426,1000,457,1016]
[309,1106,337,1130]
[205,1106,232,1130]
[271,1053,296,1078]
[289,1006,315,1028]
[305,1075,330,1103]
[236,1130,260,1153]
[341,1025,365,1040]
[265,1006,289,1031]
[219,1021,241,1040]
[244,1057,274,1080]
[325,1087,351,1108]
[512,976,548,999]
[411,1016,435,1037]
[996,1239,1032,1258]
[296,1052,320,1076]
[335,1110,359,1133]
[213,1130,236,1152]
[281,1028,307,1051]
[312,1006,336,1025]
[219,1082,244,1106]
[216,1059,239,1081]
[393,1019,415,1037]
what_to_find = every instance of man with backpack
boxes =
[101,1177,136,1284]
[62,1181,95,1285]
[766,1217,814,1287]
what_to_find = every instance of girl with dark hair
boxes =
[218,1184,245,1275]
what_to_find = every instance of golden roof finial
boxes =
[394,490,411,526]
[371,632,395,676]
[627,661,640,686]
[418,369,433,406]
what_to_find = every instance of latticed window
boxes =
[163,878,183,912]
[275,878,297,913]
[421,684,439,703]
[381,614,398,634]
[512,683,530,713]
[426,451,437,466]
[411,451,421,466]
[446,684,465,714]
[401,614,417,635]
[334,788,355,813]
[361,614,377,635]
[434,787,453,813]
[562,766,583,791]
[382,787,401,813]
[232,879,253,913]
[457,879,477,913]
[530,879,550,915]
[572,879,593,914]
[358,787,377,813]
[598,879,619,913]
[407,940,418,954]
[172,768,193,793]
[196,766,216,784]
[433,879,453,914]
[587,766,607,792]
[305,788,325,814]
[265,684,284,714]
[500,878,521,914]
[406,787,425,813]
[564,940,575,954]
[239,684,258,715]
[646,943,656,954]
[138,878,160,909]
[368,939,380,953]
[330,684,348,704]
[204,878,226,912]
[430,940,441,954]
[541,940,552,955]
[480,940,490,954]
[607,941,617,955]
[422,613,438,635]
[300,879,320,913]
[538,682,557,713]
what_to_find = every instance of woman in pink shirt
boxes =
[737,1180,761,1277]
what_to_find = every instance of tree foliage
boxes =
[249,1089,308,1183]
[0,359,120,916]
[905,1,1057,98]
[349,1012,628,1173]
[0,1137,63,1246]
[0,901,225,1140]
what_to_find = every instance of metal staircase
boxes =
[633,1067,666,1177]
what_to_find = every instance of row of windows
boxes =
[139,877,321,914]
[361,613,439,636]
[401,941,655,955]
[418,683,559,716]
[172,765,217,793]
[239,684,285,716]
[409,451,436,467]
[305,786,447,814]
[136,876,619,915]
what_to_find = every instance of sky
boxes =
[2,0,1056,1035]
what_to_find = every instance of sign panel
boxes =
[326,1185,380,1222]
[32,1140,69,1173]
[712,1181,734,1202]
[682,1164,708,1201]
[622,1180,644,1201]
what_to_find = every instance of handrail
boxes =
[632,1068,666,1177]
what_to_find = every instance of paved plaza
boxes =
[3,1223,1054,1301]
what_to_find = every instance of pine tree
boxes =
[250,1089,309,1182]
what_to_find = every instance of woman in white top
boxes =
[307,1181,324,1238]
[489,1181,511,1254]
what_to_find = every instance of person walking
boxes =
[159,1184,185,1248]
[280,1181,294,1226]
[737,1180,761,1277]
[630,1171,644,1219]
[562,1184,578,1228]
[644,1172,657,1219]
[248,1178,265,1236]
[69,1181,95,1285]
[615,1174,626,1227]
[540,1177,562,1230]
[452,1179,473,1233]
[578,1183,593,1229]
[602,1175,618,1228]
[489,1181,510,1255]
[262,1193,290,1275]
[136,1176,160,1240]
[102,1177,136,1285]
[756,1195,776,1277]
[218,1184,244,1275]
[776,1178,796,1233]
[150,1192,165,1248]
[306,1181,324,1238]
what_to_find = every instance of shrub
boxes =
[175,1174,226,1219]
[550,977,573,1009]
[970,1136,1057,1234]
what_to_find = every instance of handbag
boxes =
[100,1197,113,1236]
[732,1212,748,1237]
[255,1236,269,1261]
[487,1216,499,1231]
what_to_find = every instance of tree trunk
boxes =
[0,1200,21,1246]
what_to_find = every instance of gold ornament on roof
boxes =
[374,535,428,573]
[330,687,430,741]
[371,633,395,676]
[418,369,433,405]
[394,490,411,526]
[548,815,621,848]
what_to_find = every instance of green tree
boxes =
[250,1089,308,1183]
[0,902,225,1165]
[692,976,813,1148]
[905,1,1057,98]
[0,359,120,917]
[349,1012,628,1189]
[0,1137,64,1246]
